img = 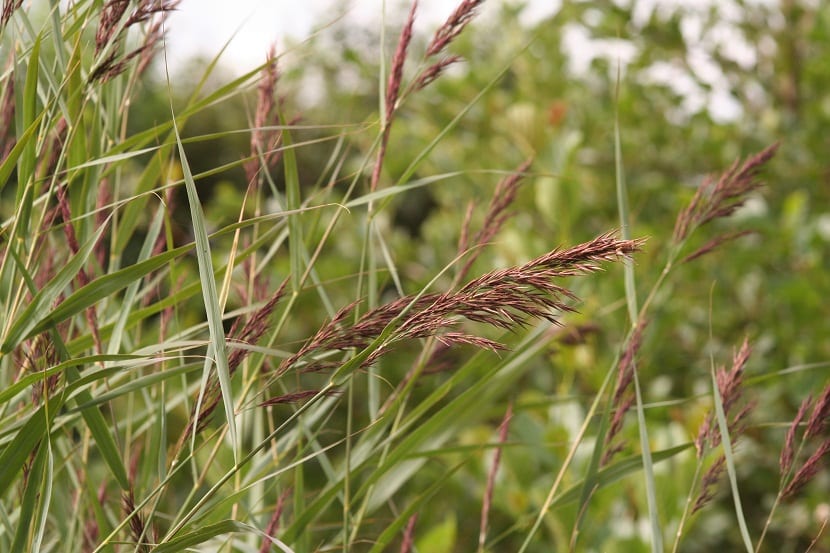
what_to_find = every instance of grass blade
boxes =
[171,111,238,461]
[614,72,662,553]
[1,222,108,353]
[281,123,304,293]
[0,112,44,194]
[711,360,754,551]
[152,520,269,553]
[0,395,62,499]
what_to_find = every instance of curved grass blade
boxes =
[1,221,108,353]
[711,365,754,552]
[15,35,40,210]
[170,109,238,461]
[0,395,63,499]
[368,463,465,553]
[17,244,191,345]
[151,520,291,553]
[552,443,693,508]
[1,237,130,491]
[0,354,143,405]
[280,123,304,293]
[0,112,44,194]
[614,72,662,553]
[9,440,50,553]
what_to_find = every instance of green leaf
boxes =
[171,111,237,461]
[1,222,108,353]
[551,443,693,507]
[10,440,49,553]
[152,520,255,553]
[0,354,142,405]
[0,395,63,499]
[64,363,130,490]
[0,112,44,194]
[369,463,464,553]
[415,514,457,553]
[281,124,304,292]
[15,35,40,205]
[711,355,754,552]
[21,244,191,344]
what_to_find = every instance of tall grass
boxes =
[0,1,825,552]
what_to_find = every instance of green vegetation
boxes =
[1,1,829,551]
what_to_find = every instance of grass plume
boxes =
[673,144,779,244]
[425,0,485,57]
[370,0,417,191]
[280,232,643,374]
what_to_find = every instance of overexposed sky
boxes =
[162,0,746,121]
[164,0,556,74]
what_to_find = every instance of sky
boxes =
[162,0,747,121]
[164,0,555,74]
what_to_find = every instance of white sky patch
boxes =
[164,0,557,74]
[561,23,637,76]
[163,0,752,122]
[164,0,325,70]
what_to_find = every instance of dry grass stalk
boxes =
[805,383,830,439]
[479,402,512,550]
[414,54,462,91]
[22,336,60,406]
[371,0,486,187]
[695,338,754,456]
[782,441,830,499]
[692,339,755,511]
[245,46,284,186]
[780,396,812,476]
[0,67,15,160]
[280,232,643,375]
[226,277,289,371]
[95,0,130,54]
[91,0,180,83]
[95,183,112,270]
[259,489,291,553]
[400,514,418,553]
[40,116,68,185]
[612,318,647,407]
[181,279,288,440]
[602,395,634,465]
[259,389,341,407]
[603,317,648,465]
[680,230,755,265]
[1,0,23,28]
[370,0,417,191]
[778,381,830,499]
[135,15,168,77]
[693,455,726,513]
[57,184,104,355]
[122,489,153,553]
[673,144,778,244]
[413,0,484,91]
[457,201,476,260]
[806,516,830,553]
[425,0,485,57]
[456,158,534,283]
[31,200,61,290]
